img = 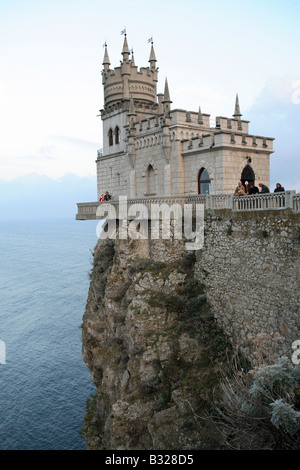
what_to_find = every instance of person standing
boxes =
[104,191,112,201]
[259,183,270,193]
[248,183,259,195]
[274,183,285,192]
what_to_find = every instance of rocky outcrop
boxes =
[81,209,300,450]
[81,231,230,450]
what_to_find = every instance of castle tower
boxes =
[97,36,161,199]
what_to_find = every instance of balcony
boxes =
[76,191,299,220]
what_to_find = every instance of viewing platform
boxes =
[76,191,299,220]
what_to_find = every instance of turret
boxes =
[121,34,130,101]
[148,40,157,69]
[148,40,158,84]
[101,35,159,113]
[121,33,130,61]
[162,78,172,117]
[198,106,204,124]
[102,43,110,71]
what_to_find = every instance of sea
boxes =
[0,218,101,450]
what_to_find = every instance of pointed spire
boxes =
[148,41,157,69]
[233,93,242,119]
[163,78,171,103]
[162,78,172,116]
[122,33,130,60]
[130,49,135,66]
[102,43,110,70]
[198,106,203,124]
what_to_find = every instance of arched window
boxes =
[146,164,156,194]
[198,168,211,194]
[115,126,120,144]
[241,164,255,186]
[108,128,113,146]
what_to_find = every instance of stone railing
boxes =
[76,191,298,220]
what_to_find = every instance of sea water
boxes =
[0,218,100,450]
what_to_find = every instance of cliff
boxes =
[81,210,300,450]
[81,226,233,450]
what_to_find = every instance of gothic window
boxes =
[115,126,120,144]
[198,168,211,194]
[241,164,255,186]
[108,128,113,146]
[146,164,156,195]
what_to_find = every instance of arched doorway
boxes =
[241,164,255,186]
[198,168,211,194]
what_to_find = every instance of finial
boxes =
[198,106,203,124]
[233,93,242,119]
[163,78,171,103]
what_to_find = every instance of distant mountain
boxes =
[0,173,97,220]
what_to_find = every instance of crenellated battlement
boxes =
[181,129,274,153]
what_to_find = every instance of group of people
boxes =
[234,181,285,196]
[99,191,112,202]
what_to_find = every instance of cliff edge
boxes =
[81,210,300,450]
[81,230,231,450]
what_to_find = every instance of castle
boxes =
[96,33,274,201]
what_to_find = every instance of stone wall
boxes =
[195,209,300,358]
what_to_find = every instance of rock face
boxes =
[81,232,230,450]
[81,209,300,450]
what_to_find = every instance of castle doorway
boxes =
[241,164,255,187]
[198,168,211,194]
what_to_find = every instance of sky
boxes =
[0,0,300,193]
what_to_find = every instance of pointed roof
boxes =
[131,50,135,66]
[122,34,130,56]
[233,93,242,118]
[149,42,157,64]
[102,44,110,67]
[163,78,172,103]
[198,106,203,124]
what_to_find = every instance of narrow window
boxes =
[115,126,120,144]
[198,168,211,194]
[146,164,156,194]
[108,128,113,146]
